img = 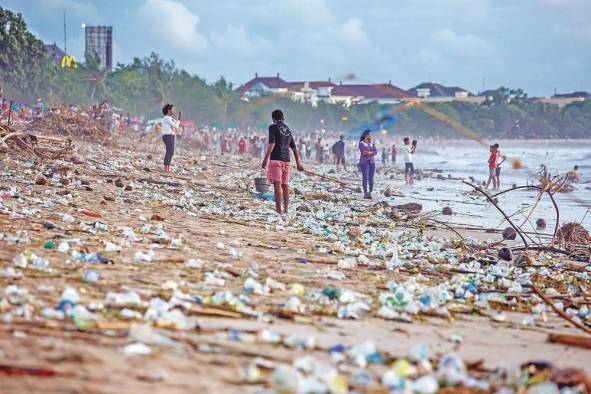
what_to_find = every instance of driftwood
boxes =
[532,283,591,335]
[556,222,591,245]
[0,362,63,377]
[548,333,591,350]
[24,110,111,142]
[0,129,73,161]
[139,178,182,187]
[303,169,347,187]
[426,218,466,241]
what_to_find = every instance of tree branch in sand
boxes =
[532,283,591,335]
[462,180,529,248]
[491,185,560,247]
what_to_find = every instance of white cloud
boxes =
[36,0,99,21]
[211,25,272,56]
[212,26,254,55]
[339,18,369,48]
[282,0,336,27]
[136,0,208,53]
[430,29,493,54]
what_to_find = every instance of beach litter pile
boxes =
[0,127,590,392]
[0,123,74,161]
[23,108,111,142]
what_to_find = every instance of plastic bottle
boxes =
[30,257,49,269]
[83,269,100,283]
[58,287,79,316]
[62,214,75,223]
[57,242,70,253]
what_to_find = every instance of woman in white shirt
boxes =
[161,104,182,172]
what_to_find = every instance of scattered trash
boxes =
[121,342,152,356]
[83,269,100,283]
[0,121,589,393]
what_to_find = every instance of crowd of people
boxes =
[0,87,43,123]
[158,104,425,205]
[2,90,582,204]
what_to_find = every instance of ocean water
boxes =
[378,140,591,235]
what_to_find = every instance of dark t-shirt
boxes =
[269,121,296,162]
[333,140,345,156]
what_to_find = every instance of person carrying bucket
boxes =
[262,109,305,215]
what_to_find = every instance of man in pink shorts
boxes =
[262,109,305,214]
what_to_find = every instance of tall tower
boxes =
[84,26,113,69]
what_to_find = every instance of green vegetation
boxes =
[1,6,590,138]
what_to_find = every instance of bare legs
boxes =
[272,182,289,214]
[486,169,497,189]
[282,184,289,213]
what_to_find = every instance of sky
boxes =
[2,0,590,96]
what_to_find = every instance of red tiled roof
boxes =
[332,84,411,99]
[235,76,289,93]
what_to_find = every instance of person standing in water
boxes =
[262,109,305,215]
[161,104,182,172]
[493,143,506,190]
[486,145,498,189]
[566,165,580,183]
[358,129,377,199]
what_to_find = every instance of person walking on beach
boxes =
[402,137,417,185]
[315,138,324,163]
[358,129,377,199]
[262,110,305,215]
[332,135,346,171]
[323,143,330,164]
[391,143,397,165]
[161,104,182,172]
[493,143,506,190]
[382,147,388,165]
[486,145,498,189]
[238,136,247,155]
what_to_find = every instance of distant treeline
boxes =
[1,7,590,138]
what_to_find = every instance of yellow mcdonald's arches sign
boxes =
[60,55,78,69]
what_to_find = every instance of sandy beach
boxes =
[1,131,590,393]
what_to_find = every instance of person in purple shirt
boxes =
[358,129,377,199]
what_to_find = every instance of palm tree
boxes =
[213,77,237,115]
[79,53,110,101]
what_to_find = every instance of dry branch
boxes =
[462,180,529,248]
[532,283,591,335]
